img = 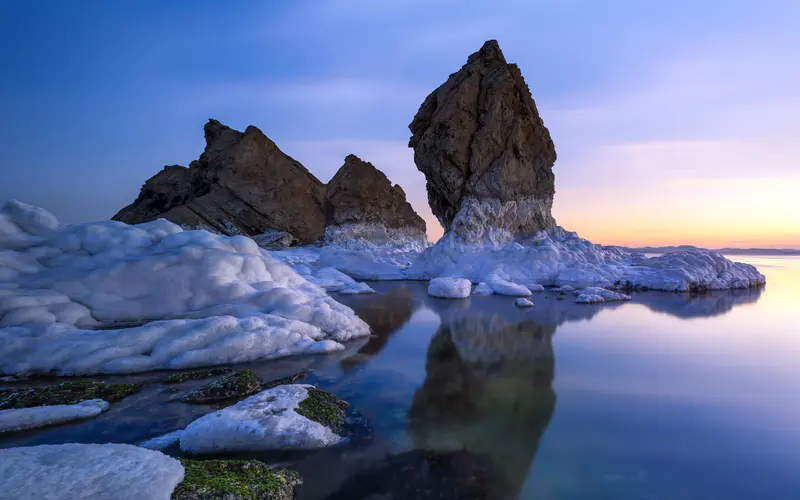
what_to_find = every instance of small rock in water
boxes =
[428,277,472,299]
[515,298,535,308]
[172,459,301,500]
[162,367,233,384]
[182,369,261,403]
[179,384,347,453]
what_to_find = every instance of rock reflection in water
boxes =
[408,316,556,499]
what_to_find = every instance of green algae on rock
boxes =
[261,372,307,390]
[182,370,261,403]
[171,459,301,500]
[0,379,141,410]
[162,368,233,385]
[296,387,349,436]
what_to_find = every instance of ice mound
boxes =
[407,227,765,292]
[294,265,375,295]
[428,277,472,299]
[0,443,184,500]
[179,384,344,453]
[574,287,631,304]
[515,298,535,308]
[0,399,109,433]
[0,201,369,376]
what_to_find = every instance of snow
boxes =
[0,399,109,433]
[527,284,545,292]
[294,266,374,294]
[0,201,369,376]
[473,282,494,296]
[139,430,184,451]
[515,298,535,307]
[0,443,184,500]
[428,277,472,299]
[574,287,631,304]
[179,384,344,453]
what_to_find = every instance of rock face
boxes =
[408,39,557,242]
[323,154,426,243]
[114,119,326,244]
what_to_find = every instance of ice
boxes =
[515,298,535,307]
[0,201,369,376]
[526,284,545,292]
[486,274,532,297]
[473,282,494,296]
[574,287,631,304]
[0,399,109,433]
[179,384,344,453]
[139,430,184,451]
[407,227,765,292]
[428,277,472,299]
[294,266,374,294]
[0,443,184,500]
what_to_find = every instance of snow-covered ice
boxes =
[473,282,494,296]
[0,399,109,433]
[0,443,184,500]
[527,284,545,292]
[486,274,532,297]
[0,200,369,376]
[139,429,185,451]
[574,287,631,304]
[515,298,535,307]
[179,384,344,453]
[428,277,472,299]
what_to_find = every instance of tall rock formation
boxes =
[114,119,326,244]
[323,154,426,244]
[408,39,556,244]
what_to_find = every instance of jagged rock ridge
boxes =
[324,154,426,243]
[114,119,326,244]
[409,39,556,243]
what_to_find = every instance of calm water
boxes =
[2,256,799,499]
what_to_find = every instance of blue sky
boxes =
[2,0,799,246]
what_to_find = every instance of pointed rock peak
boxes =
[203,118,243,148]
[467,39,506,65]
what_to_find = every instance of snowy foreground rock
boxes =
[428,277,472,299]
[179,384,346,453]
[0,399,109,433]
[0,443,184,500]
[0,200,369,376]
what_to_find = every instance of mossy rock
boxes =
[0,379,141,410]
[172,459,301,500]
[261,372,307,390]
[296,387,349,436]
[163,368,233,384]
[182,370,261,403]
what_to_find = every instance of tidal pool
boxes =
[2,256,798,499]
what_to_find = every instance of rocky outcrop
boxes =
[323,154,426,244]
[408,39,557,243]
[114,119,326,244]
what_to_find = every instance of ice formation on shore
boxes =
[0,443,184,500]
[428,277,472,299]
[0,399,109,433]
[0,200,369,376]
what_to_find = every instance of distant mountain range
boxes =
[616,245,800,256]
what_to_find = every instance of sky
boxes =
[1,0,799,248]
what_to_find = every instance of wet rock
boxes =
[171,459,301,500]
[0,379,141,410]
[182,369,261,403]
[114,119,326,244]
[408,40,557,241]
[162,368,233,385]
[261,372,307,390]
[294,386,349,436]
[323,154,426,244]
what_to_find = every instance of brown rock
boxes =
[323,154,426,241]
[408,40,557,240]
[114,119,326,244]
